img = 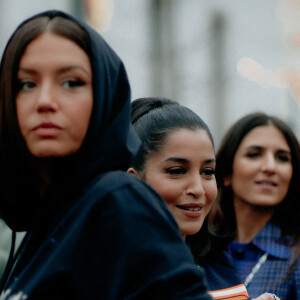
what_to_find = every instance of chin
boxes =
[29,148,76,158]
[28,143,81,158]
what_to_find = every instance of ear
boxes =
[223,176,231,187]
[127,167,140,178]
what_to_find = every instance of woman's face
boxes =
[226,125,293,210]
[16,32,93,157]
[131,128,217,238]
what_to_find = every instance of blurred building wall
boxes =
[103,0,300,146]
[0,0,75,54]
[1,0,300,147]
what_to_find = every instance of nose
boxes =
[261,153,276,173]
[36,81,58,113]
[186,174,205,199]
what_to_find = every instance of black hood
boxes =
[0,10,140,231]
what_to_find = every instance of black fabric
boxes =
[200,251,243,292]
[0,10,212,300]
[5,172,211,299]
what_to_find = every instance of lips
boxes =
[176,203,204,218]
[177,206,202,212]
[255,180,277,187]
[32,122,62,137]
[176,203,204,211]
[32,122,62,131]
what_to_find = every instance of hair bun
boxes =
[131,97,178,124]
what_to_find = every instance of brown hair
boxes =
[0,13,92,230]
[211,112,300,244]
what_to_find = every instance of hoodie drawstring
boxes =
[0,231,30,295]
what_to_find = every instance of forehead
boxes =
[19,33,90,68]
[238,125,290,150]
[159,128,214,157]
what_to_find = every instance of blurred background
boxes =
[1,0,300,148]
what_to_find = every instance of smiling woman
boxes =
[128,97,251,300]
[226,125,292,211]
[211,112,300,299]
[131,127,216,238]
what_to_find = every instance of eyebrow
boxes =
[165,157,216,164]
[246,145,291,155]
[18,66,91,76]
[165,157,188,164]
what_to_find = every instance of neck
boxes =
[234,199,274,243]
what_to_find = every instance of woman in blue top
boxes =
[0,10,212,300]
[211,112,300,299]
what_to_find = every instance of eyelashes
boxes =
[201,169,215,177]
[166,167,187,176]
[63,79,86,89]
[18,80,36,91]
[246,151,291,162]
[17,78,87,91]
[165,167,215,177]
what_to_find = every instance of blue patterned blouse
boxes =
[228,222,300,299]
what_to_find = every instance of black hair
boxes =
[131,97,214,172]
[131,97,215,261]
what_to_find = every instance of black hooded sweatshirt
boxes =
[0,10,211,300]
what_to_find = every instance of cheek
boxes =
[71,100,93,122]
[143,170,180,204]
[281,167,293,187]
[232,160,252,177]
[68,103,93,137]
[143,176,169,202]
[231,161,254,186]
[155,186,178,205]
[205,182,218,206]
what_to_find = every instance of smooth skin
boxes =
[129,128,217,238]
[225,125,292,243]
[16,33,93,158]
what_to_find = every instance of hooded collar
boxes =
[0,10,140,231]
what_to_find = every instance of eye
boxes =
[201,168,215,178]
[246,151,260,158]
[166,167,187,176]
[276,154,290,162]
[18,80,36,91]
[63,79,86,89]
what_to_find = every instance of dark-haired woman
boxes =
[128,98,278,300]
[0,10,212,300]
[211,112,300,299]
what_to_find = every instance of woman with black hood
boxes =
[0,10,211,300]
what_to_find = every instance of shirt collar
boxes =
[251,222,291,259]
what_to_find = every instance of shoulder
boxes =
[202,250,245,294]
[202,250,239,272]
[87,170,161,202]
[76,170,175,224]
[93,170,147,188]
